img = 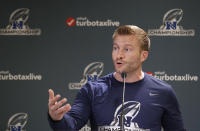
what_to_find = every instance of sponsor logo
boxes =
[66,17,76,27]
[0,70,42,80]
[0,8,41,35]
[146,71,198,82]
[148,8,195,36]
[149,92,159,96]
[79,125,91,131]
[68,62,104,90]
[146,72,153,76]
[66,17,120,27]
[6,113,28,131]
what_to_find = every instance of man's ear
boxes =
[141,51,148,62]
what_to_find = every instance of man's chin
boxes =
[114,66,126,73]
[115,69,125,74]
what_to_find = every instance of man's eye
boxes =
[113,47,118,50]
[125,48,129,51]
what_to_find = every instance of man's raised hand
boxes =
[48,89,71,121]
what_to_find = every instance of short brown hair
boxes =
[112,25,150,51]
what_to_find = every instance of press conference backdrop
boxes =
[0,0,199,130]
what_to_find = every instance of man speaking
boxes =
[48,25,185,131]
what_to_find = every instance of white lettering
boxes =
[154,73,198,82]
[0,72,42,80]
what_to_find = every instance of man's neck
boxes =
[114,71,144,83]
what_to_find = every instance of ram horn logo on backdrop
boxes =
[68,62,104,90]
[148,8,195,36]
[0,8,41,35]
[6,113,28,131]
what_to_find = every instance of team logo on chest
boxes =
[110,101,140,128]
[98,101,150,130]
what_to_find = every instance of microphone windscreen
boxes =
[121,72,127,79]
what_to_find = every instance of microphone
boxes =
[121,72,127,80]
[120,72,127,131]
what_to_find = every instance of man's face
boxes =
[112,35,146,74]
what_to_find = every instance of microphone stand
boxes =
[120,72,126,131]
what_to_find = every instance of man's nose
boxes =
[117,50,124,59]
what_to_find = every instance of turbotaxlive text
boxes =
[0,71,42,80]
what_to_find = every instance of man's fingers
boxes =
[49,94,61,107]
[48,89,54,100]
[51,98,67,111]
[48,89,71,121]
[56,104,71,115]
